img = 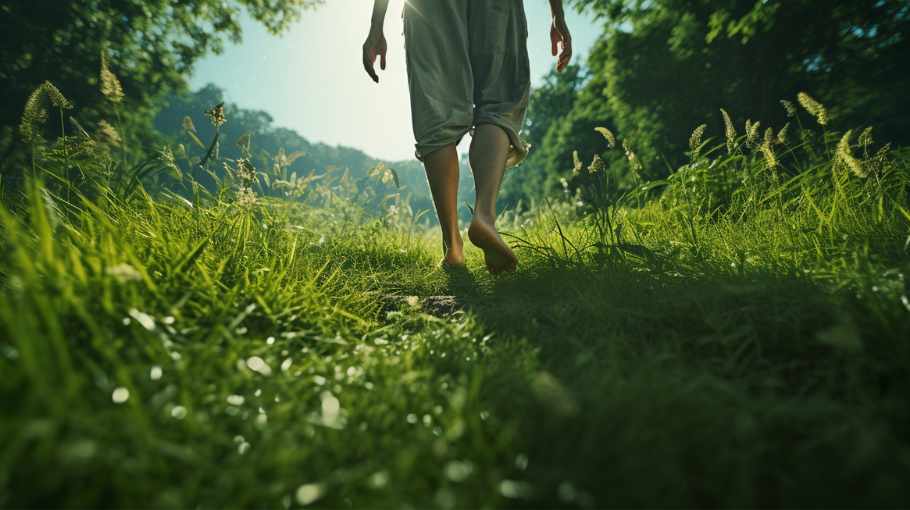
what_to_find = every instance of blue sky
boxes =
[191,0,602,161]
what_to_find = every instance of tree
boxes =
[501,64,587,207]
[0,0,322,168]
[154,84,435,216]
[514,0,910,200]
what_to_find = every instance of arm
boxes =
[362,0,390,83]
[549,0,573,72]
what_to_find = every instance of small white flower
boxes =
[128,309,155,331]
[107,263,142,283]
[111,387,130,404]
[246,356,272,376]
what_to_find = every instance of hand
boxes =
[550,15,572,72]
[362,28,387,83]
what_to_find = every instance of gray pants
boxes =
[403,0,531,167]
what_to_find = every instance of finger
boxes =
[380,49,387,71]
[560,39,573,68]
[551,31,558,56]
[363,52,378,83]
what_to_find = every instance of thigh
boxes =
[403,0,474,158]
[468,0,531,166]
[469,0,530,112]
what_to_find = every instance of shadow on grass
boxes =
[446,258,910,507]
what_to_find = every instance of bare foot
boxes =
[440,239,465,269]
[468,217,517,274]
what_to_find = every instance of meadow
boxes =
[2,77,910,509]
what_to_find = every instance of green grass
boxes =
[3,111,910,508]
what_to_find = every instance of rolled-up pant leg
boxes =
[403,0,531,167]
[403,0,473,160]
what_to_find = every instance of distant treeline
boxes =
[154,84,435,214]
[2,0,907,214]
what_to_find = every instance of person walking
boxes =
[363,0,572,273]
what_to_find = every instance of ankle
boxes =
[472,210,495,226]
[445,234,463,250]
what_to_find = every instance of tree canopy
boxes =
[0,0,321,163]
[512,0,910,202]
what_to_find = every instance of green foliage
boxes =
[3,103,910,504]
[153,84,437,220]
[0,0,323,175]
[3,1,910,506]
[516,0,910,206]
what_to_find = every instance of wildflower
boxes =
[205,103,226,128]
[368,162,397,186]
[797,92,828,126]
[689,124,707,153]
[594,127,616,149]
[236,187,257,207]
[720,108,736,153]
[100,51,124,103]
[236,158,256,182]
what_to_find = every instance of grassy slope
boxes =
[2,161,910,508]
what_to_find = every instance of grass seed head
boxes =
[622,140,643,172]
[797,92,828,126]
[100,51,125,104]
[159,146,181,178]
[745,120,761,146]
[836,130,865,177]
[572,150,583,174]
[858,127,874,151]
[689,124,707,153]
[594,127,616,149]
[182,116,197,133]
[777,123,790,144]
[97,120,122,146]
[761,141,777,169]
[42,81,72,110]
[720,109,736,153]
[20,84,49,141]
[780,99,797,118]
[587,153,605,174]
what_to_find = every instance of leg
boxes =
[468,124,518,273]
[423,144,465,267]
